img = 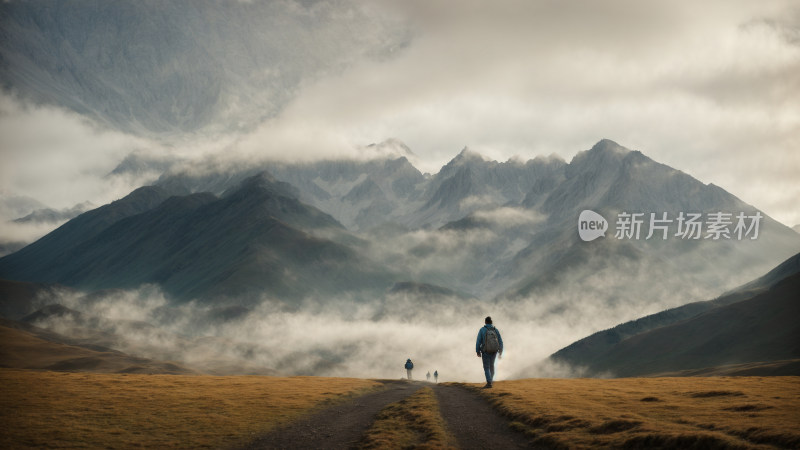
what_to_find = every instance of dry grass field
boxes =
[3,369,799,449]
[358,387,454,449]
[465,377,800,449]
[0,369,380,449]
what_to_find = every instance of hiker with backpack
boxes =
[476,316,503,388]
[434,370,438,383]
[426,371,431,381]
[404,358,414,380]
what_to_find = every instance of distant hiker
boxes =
[426,371,431,381]
[434,370,438,383]
[404,358,414,380]
[476,316,503,388]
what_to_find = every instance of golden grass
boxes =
[358,387,455,449]
[0,368,380,449]
[462,377,800,449]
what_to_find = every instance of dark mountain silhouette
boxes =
[551,251,800,377]
[0,173,395,301]
[0,186,172,281]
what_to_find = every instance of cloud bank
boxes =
[28,238,736,382]
[233,0,800,224]
[2,0,798,227]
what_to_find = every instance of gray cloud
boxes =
[30,241,736,381]
[3,0,798,226]
[0,94,151,211]
[236,0,800,224]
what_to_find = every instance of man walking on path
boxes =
[434,370,438,383]
[476,316,503,388]
[404,358,414,380]
[426,371,431,381]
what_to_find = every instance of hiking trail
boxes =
[242,380,532,449]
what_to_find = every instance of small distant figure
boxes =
[476,316,503,388]
[426,371,431,381]
[434,370,438,383]
[404,358,414,380]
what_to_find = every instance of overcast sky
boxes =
[241,0,800,226]
[1,0,799,226]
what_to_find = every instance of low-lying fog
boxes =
[28,262,729,382]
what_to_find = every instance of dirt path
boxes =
[434,384,532,449]
[242,380,423,450]
[242,381,532,449]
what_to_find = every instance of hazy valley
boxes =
[2,139,799,381]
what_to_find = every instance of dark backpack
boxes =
[484,328,500,353]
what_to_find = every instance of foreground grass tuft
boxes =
[358,386,454,449]
[0,369,380,449]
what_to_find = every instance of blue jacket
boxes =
[404,360,413,369]
[476,324,503,353]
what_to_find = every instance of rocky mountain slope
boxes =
[0,173,394,301]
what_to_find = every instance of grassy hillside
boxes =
[552,251,800,370]
[0,321,195,374]
[584,273,800,377]
[552,264,800,377]
[468,377,800,449]
[0,370,380,449]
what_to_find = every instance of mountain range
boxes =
[13,202,94,224]
[2,139,799,310]
[1,139,799,378]
[2,0,797,380]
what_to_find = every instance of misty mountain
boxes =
[108,152,176,179]
[3,140,799,317]
[0,194,47,221]
[0,173,395,301]
[0,0,407,137]
[13,201,94,224]
[500,139,800,301]
[551,251,800,377]
[2,141,798,379]
[0,185,173,279]
[153,140,800,302]
[149,139,569,232]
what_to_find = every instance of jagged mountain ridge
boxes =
[154,142,569,232]
[3,140,799,309]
